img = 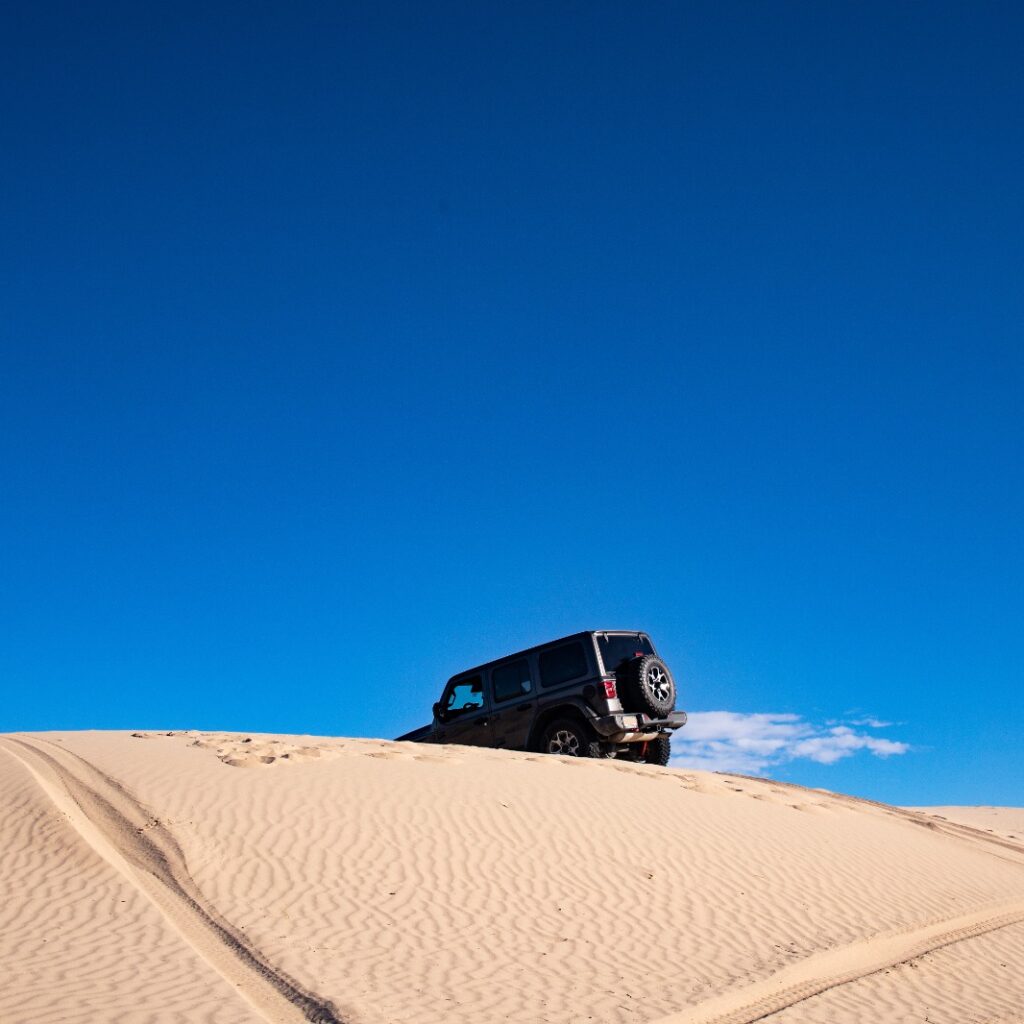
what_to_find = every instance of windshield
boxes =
[597,633,654,674]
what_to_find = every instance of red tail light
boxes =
[601,677,618,699]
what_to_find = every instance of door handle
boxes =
[517,703,534,713]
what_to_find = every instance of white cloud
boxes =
[670,711,910,774]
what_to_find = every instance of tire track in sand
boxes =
[651,899,1024,1024]
[0,736,348,1024]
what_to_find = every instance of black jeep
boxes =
[396,630,686,765]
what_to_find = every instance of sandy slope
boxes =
[906,805,1024,844]
[1,732,1022,1024]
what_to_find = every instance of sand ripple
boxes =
[3,730,1023,1024]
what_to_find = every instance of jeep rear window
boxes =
[539,642,589,688]
[597,633,654,673]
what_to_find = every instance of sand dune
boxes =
[1,732,1022,1024]
[906,805,1024,844]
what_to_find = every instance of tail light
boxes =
[601,677,618,700]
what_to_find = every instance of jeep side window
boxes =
[492,659,532,703]
[444,675,484,717]
[538,642,588,688]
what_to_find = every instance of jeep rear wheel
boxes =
[621,735,672,766]
[620,655,676,717]
[539,718,607,758]
[643,734,671,766]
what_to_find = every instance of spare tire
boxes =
[620,655,676,717]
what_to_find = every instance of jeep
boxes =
[396,630,686,764]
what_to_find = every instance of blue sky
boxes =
[1,2,1021,805]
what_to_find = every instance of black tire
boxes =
[538,717,607,758]
[620,655,676,717]
[644,735,671,766]
[620,735,672,766]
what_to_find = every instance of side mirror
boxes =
[432,701,443,721]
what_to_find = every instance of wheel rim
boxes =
[548,729,581,755]
[647,665,672,704]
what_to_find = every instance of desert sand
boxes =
[1,731,1022,1024]
[906,805,1024,845]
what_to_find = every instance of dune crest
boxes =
[2,731,1022,1024]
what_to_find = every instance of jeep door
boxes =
[432,673,494,747]
[488,657,536,749]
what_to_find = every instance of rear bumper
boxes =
[592,710,687,743]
